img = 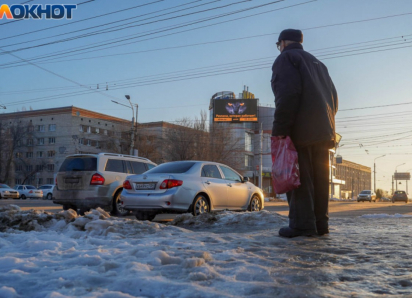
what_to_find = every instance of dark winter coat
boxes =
[271,43,338,148]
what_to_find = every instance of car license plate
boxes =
[135,183,156,190]
[65,178,79,184]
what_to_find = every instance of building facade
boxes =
[335,159,372,199]
[0,106,131,187]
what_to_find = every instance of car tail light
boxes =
[29,190,33,193]
[160,179,183,189]
[123,180,132,190]
[90,173,105,185]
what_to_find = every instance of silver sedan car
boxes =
[120,161,264,221]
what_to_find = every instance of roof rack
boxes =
[101,153,151,162]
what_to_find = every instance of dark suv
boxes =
[392,191,408,203]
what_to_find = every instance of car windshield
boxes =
[0,184,11,189]
[59,157,97,172]
[147,162,196,174]
[360,191,371,194]
[26,186,36,190]
[39,186,51,189]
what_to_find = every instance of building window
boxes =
[37,138,45,145]
[38,178,43,186]
[37,151,44,158]
[37,125,45,132]
[26,165,33,172]
[15,152,22,158]
[15,179,22,185]
[47,150,55,157]
[27,139,33,146]
[79,125,83,132]
[26,152,33,158]
[245,132,253,152]
[47,164,55,171]
[28,125,34,132]
[78,138,84,145]
[95,128,100,134]
[87,139,91,146]
[49,124,56,131]
[36,165,44,172]
[46,178,54,184]
[86,126,91,133]
[49,137,55,144]
[104,129,108,135]
[15,164,23,171]
[245,155,253,171]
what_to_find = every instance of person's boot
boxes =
[278,227,317,238]
[317,228,329,236]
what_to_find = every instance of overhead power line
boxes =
[0,0,222,49]
[1,9,410,70]
[3,39,412,108]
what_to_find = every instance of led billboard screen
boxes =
[213,99,258,122]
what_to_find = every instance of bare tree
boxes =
[162,110,243,172]
[0,119,30,184]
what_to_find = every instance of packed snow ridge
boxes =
[1,206,412,297]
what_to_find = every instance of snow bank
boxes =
[1,206,412,297]
[361,213,412,218]
[169,210,287,231]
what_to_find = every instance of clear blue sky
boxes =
[1,0,412,192]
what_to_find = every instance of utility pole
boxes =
[374,155,385,192]
[260,123,263,189]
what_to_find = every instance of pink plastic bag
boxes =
[271,136,300,194]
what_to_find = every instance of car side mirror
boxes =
[243,177,249,183]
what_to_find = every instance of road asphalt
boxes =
[1,199,411,221]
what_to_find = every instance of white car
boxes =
[38,184,55,200]
[14,185,43,200]
[121,161,264,221]
[0,184,20,199]
[53,153,157,215]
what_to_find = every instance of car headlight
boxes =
[3,191,9,194]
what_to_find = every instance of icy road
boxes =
[0,205,411,298]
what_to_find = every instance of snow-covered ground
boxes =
[1,205,412,298]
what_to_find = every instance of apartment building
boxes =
[0,106,131,187]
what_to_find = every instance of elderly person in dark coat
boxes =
[271,29,338,238]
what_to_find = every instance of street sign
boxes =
[394,172,411,180]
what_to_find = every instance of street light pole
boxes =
[395,163,406,192]
[405,168,412,195]
[373,155,385,192]
[111,96,138,156]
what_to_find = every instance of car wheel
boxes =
[135,212,156,221]
[47,193,52,200]
[192,194,210,216]
[248,195,261,212]
[21,194,26,200]
[78,207,89,215]
[111,191,129,216]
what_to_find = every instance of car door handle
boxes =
[227,183,232,187]
[205,181,211,185]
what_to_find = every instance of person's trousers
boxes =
[286,142,330,231]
